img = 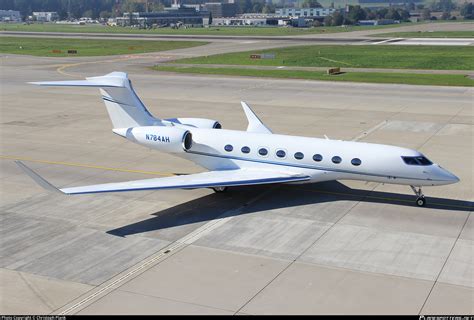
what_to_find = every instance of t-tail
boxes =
[30,72,162,129]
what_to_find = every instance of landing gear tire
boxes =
[212,186,227,193]
[410,185,426,207]
[416,197,426,207]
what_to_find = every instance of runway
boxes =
[3,30,474,46]
[0,50,473,314]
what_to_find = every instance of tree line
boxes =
[323,0,473,26]
[1,0,472,20]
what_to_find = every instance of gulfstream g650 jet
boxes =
[17,72,459,207]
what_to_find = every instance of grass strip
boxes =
[153,65,474,87]
[173,44,474,70]
[0,36,207,57]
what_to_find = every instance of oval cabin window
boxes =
[294,152,304,160]
[241,146,250,154]
[258,148,268,156]
[332,156,342,164]
[313,154,323,162]
[224,144,233,152]
[276,150,286,158]
[351,158,362,166]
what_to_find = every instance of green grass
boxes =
[174,45,474,70]
[153,65,474,87]
[0,36,207,57]
[372,31,474,38]
[0,22,415,36]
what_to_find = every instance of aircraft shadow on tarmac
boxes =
[107,181,473,237]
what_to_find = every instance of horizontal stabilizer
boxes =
[29,72,128,88]
[15,161,310,195]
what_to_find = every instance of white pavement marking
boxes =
[56,187,275,315]
[392,38,474,46]
[352,120,388,141]
[371,38,403,45]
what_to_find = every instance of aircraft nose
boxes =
[438,166,460,184]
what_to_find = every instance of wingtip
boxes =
[15,160,64,194]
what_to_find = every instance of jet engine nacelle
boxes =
[165,117,222,129]
[113,126,192,153]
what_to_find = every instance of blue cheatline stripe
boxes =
[102,96,155,120]
[102,96,125,105]
[62,175,310,195]
[185,150,447,183]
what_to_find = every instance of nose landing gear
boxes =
[410,186,426,207]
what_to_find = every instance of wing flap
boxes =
[15,161,309,195]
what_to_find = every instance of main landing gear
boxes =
[410,186,426,207]
[212,186,228,193]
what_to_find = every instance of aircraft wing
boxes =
[15,161,310,195]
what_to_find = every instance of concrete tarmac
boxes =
[0,49,473,314]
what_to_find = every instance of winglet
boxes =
[15,161,64,194]
[240,101,272,134]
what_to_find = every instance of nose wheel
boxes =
[410,186,426,207]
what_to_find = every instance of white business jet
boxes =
[17,72,459,207]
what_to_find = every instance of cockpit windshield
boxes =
[402,156,433,166]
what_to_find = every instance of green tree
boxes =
[348,5,366,22]
[421,8,431,20]
[398,9,410,21]
[331,11,344,25]
[302,0,322,8]
[460,2,474,19]
[121,0,144,13]
[432,0,455,12]
[262,4,275,14]
[100,10,111,19]
[83,9,93,18]
[323,14,333,26]
[385,8,401,20]
[376,8,388,19]
[252,2,263,13]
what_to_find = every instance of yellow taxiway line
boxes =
[56,56,135,77]
[0,155,174,177]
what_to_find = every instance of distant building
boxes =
[275,7,336,18]
[204,2,237,18]
[212,16,268,26]
[33,12,59,22]
[117,6,203,28]
[0,10,21,22]
[211,14,311,27]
